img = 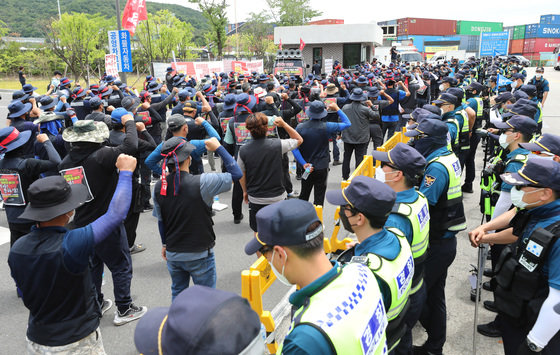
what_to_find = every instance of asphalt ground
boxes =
[0,66,559,354]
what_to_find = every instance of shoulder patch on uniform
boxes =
[424,174,437,187]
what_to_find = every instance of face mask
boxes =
[375,169,397,183]
[499,133,511,149]
[511,187,543,209]
[439,84,445,92]
[65,211,74,224]
[511,81,518,89]
[269,249,292,286]
[339,209,356,233]
[535,74,542,79]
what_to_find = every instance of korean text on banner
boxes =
[479,31,509,56]
[231,60,264,75]
[324,59,333,76]
[107,30,133,73]
[105,54,120,79]
[121,0,147,36]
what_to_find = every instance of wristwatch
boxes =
[526,338,543,352]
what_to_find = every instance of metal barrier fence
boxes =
[240,129,409,353]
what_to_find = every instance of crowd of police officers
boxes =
[2,54,559,355]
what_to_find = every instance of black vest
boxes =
[297,120,330,170]
[70,100,88,121]
[8,227,100,346]
[238,138,285,198]
[155,173,215,253]
[383,88,401,116]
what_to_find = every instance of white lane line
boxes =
[0,226,10,246]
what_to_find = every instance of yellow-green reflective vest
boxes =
[474,97,484,119]
[390,191,430,295]
[279,263,388,355]
[457,109,470,151]
[427,152,466,232]
[537,101,543,124]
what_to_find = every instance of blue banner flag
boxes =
[497,74,513,87]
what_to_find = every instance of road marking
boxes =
[0,226,10,246]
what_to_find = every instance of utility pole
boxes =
[115,0,127,83]
[234,0,238,57]
[57,0,62,20]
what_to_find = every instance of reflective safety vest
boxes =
[390,191,430,295]
[536,101,543,124]
[279,263,388,355]
[473,97,484,119]
[457,109,470,151]
[427,152,466,237]
[366,228,414,351]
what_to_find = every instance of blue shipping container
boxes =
[540,15,560,25]
[525,23,538,38]
[537,24,560,38]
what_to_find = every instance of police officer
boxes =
[245,199,389,355]
[519,85,543,133]
[372,142,430,355]
[405,119,466,355]
[469,158,560,354]
[326,176,414,352]
[445,87,475,168]
[463,82,486,193]
[433,93,469,165]
[520,134,560,162]
[528,67,549,106]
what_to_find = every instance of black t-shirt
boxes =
[18,71,26,85]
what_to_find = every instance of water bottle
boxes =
[302,165,312,180]
[213,195,219,203]
[289,161,296,176]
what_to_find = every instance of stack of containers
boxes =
[456,21,502,53]
[510,25,525,54]
[397,18,457,37]
[523,16,560,63]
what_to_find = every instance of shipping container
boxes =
[523,38,535,52]
[522,52,540,63]
[307,19,344,25]
[459,35,480,52]
[525,23,538,38]
[513,25,526,40]
[457,20,503,35]
[397,18,457,36]
[504,26,514,42]
[532,38,560,52]
[540,15,560,25]
[509,39,524,54]
[387,20,397,25]
[537,24,560,38]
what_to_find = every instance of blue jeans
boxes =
[166,252,216,300]
[329,132,340,161]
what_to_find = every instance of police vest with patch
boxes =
[361,228,414,351]
[390,191,430,295]
[494,219,560,327]
[426,152,466,239]
[278,263,388,355]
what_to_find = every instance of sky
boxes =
[148,0,559,27]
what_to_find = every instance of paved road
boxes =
[0,67,559,354]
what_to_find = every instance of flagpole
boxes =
[115,0,127,83]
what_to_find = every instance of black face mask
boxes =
[415,136,447,157]
[465,91,475,99]
[339,209,355,233]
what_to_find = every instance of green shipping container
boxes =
[513,25,526,39]
[457,21,503,35]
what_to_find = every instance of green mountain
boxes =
[1,0,209,42]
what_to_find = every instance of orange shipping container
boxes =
[397,17,457,36]
[509,39,524,54]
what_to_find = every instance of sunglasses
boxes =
[258,245,273,255]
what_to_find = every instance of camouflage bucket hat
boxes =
[33,111,65,125]
[62,120,109,143]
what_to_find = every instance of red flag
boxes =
[121,0,148,36]
[299,38,305,51]
[279,39,283,50]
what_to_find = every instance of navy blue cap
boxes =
[432,93,458,106]
[59,77,73,87]
[166,66,173,72]
[104,75,116,84]
[372,142,426,177]
[501,157,560,190]
[512,73,525,80]
[305,101,327,120]
[356,76,368,84]
[446,87,464,103]
[405,118,448,137]
[11,90,29,102]
[245,199,322,255]
[98,86,113,97]
[349,88,367,101]
[173,75,186,87]
[259,74,268,81]
[222,93,237,111]
[235,93,257,112]
[513,90,529,101]
[134,285,261,355]
[72,87,87,99]
[403,108,429,122]
[495,92,514,104]
[467,82,484,93]
[519,84,537,98]
[493,115,538,135]
[520,134,560,157]
[8,101,32,118]
[89,96,103,109]
[421,104,442,116]
[326,175,396,217]
[147,81,163,92]
[367,86,379,98]
[22,83,38,94]
[439,76,458,86]
[502,99,537,119]
[39,96,58,110]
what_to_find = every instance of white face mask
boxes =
[535,74,542,79]
[269,249,292,286]
[511,187,543,209]
[499,133,511,149]
[511,81,518,89]
[439,84,445,92]
[375,168,397,183]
